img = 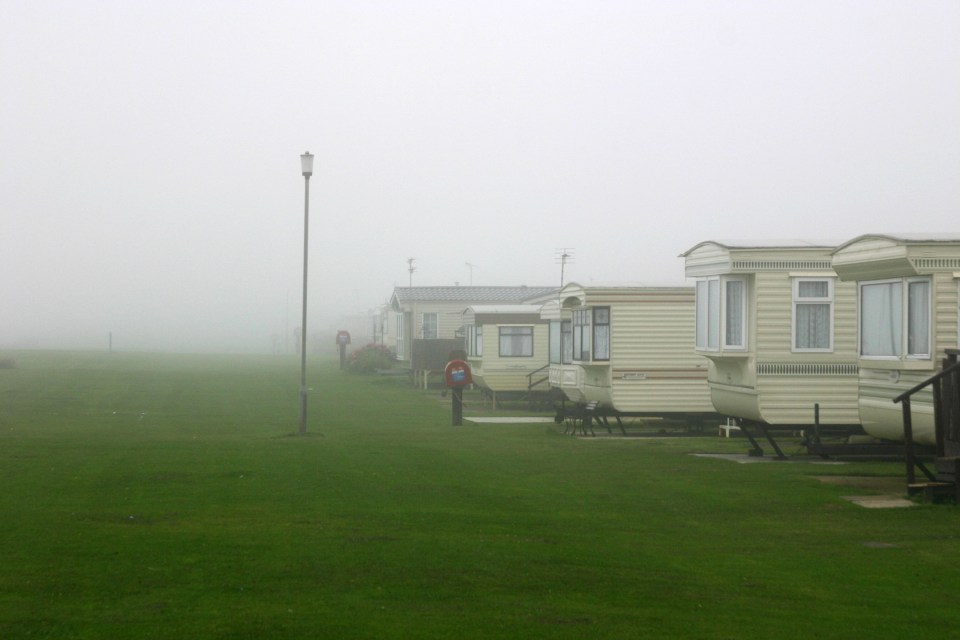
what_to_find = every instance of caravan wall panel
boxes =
[751,271,860,424]
[471,324,549,392]
[606,292,712,413]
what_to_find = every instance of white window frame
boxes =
[561,320,572,364]
[593,307,611,361]
[421,312,439,339]
[572,308,592,361]
[791,277,834,353]
[906,277,932,359]
[858,277,932,360]
[499,326,534,357]
[695,276,747,351]
[466,324,483,357]
[549,320,561,364]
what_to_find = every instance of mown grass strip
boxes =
[1,350,959,638]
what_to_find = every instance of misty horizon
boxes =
[3,1,957,354]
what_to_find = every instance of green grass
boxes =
[2,350,960,638]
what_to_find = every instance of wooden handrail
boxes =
[893,350,960,486]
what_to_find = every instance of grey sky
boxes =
[2,1,958,353]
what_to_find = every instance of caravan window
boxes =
[466,325,482,357]
[549,321,572,364]
[572,309,592,361]
[421,313,438,339]
[550,321,561,363]
[593,307,610,361]
[859,278,930,359]
[724,280,745,348]
[793,278,834,352]
[695,277,747,351]
[500,326,533,357]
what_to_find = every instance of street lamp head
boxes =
[300,151,314,177]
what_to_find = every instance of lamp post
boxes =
[299,151,314,435]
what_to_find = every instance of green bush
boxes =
[348,343,394,373]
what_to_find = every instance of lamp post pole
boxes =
[299,151,314,435]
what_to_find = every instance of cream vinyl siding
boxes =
[410,302,470,340]
[683,243,732,277]
[830,234,960,445]
[851,272,958,445]
[756,274,862,425]
[683,241,861,426]
[463,306,550,393]
[472,324,549,392]
[608,291,712,412]
[857,368,936,444]
[934,272,959,359]
[557,284,711,413]
[756,375,860,424]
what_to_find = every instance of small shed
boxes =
[831,234,960,445]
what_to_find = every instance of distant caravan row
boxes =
[374,234,960,447]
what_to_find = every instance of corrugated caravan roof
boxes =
[391,286,555,304]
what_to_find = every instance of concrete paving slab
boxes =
[465,417,556,424]
[842,495,915,508]
[691,453,846,465]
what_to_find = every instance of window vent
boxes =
[757,362,859,376]
[732,260,832,271]
[913,258,960,270]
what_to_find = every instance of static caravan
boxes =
[831,234,960,445]
[681,241,861,436]
[550,282,714,423]
[462,305,551,407]
[389,286,554,387]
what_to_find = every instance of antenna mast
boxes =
[465,262,479,286]
[407,257,416,287]
[555,248,575,288]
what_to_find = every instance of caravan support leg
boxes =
[737,420,766,457]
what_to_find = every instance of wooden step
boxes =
[908,481,957,503]
[935,457,960,482]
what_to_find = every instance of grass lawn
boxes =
[2,350,960,639]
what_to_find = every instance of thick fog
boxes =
[2,1,958,353]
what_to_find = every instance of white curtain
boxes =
[594,325,610,360]
[500,327,532,357]
[796,304,830,349]
[708,279,720,349]
[795,281,830,349]
[549,321,561,364]
[421,313,438,339]
[724,280,743,347]
[908,281,930,356]
[861,282,900,356]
